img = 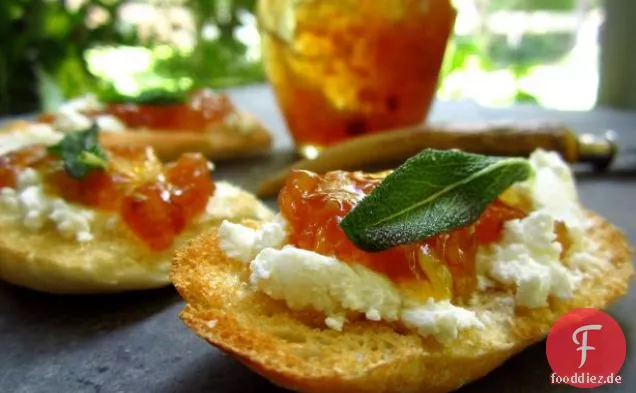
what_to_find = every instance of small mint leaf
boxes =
[48,123,109,179]
[339,149,533,252]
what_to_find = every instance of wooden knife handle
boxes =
[257,122,584,198]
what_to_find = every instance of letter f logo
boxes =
[572,324,602,368]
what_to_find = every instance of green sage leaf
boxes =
[339,149,533,252]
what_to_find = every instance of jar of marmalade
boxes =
[257,0,456,158]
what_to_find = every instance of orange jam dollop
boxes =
[0,145,215,251]
[37,88,235,132]
[278,170,528,300]
[103,88,235,132]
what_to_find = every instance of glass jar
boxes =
[257,0,456,158]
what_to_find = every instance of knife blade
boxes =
[256,122,618,198]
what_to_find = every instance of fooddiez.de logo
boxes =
[546,308,626,388]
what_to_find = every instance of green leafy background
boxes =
[0,0,601,115]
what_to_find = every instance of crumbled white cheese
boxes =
[52,95,126,133]
[218,213,287,262]
[219,221,258,262]
[201,181,273,223]
[401,300,485,343]
[222,112,255,134]
[220,218,483,342]
[254,216,288,251]
[512,149,588,239]
[250,246,404,323]
[94,115,126,133]
[0,168,95,242]
[49,199,94,242]
[476,211,582,308]
[0,124,63,156]
[569,248,606,273]
[476,149,597,308]
[53,107,93,132]
[247,245,484,341]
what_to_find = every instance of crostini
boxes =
[0,123,273,294]
[16,87,272,161]
[171,148,633,393]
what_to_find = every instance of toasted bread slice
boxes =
[171,210,633,393]
[2,110,273,162]
[0,182,273,294]
[99,110,273,162]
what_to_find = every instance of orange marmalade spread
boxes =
[0,145,214,251]
[38,88,235,132]
[278,170,528,300]
[105,89,234,131]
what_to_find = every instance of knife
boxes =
[256,122,618,198]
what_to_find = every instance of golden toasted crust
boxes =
[2,110,272,162]
[0,182,273,294]
[171,211,634,393]
[99,111,273,162]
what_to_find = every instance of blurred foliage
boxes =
[439,0,601,104]
[0,0,138,114]
[0,0,265,115]
[486,0,576,11]
[0,0,601,115]
[488,33,575,67]
[149,0,265,89]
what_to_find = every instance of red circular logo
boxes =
[546,308,626,388]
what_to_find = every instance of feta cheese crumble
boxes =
[0,168,95,242]
[52,95,126,133]
[249,246,404,325]
[218,214,287,262]
[476,211,582,308]
[201,182,274,224]
[511,149,588,235]
[476,149,598,307]
[222,111,256,134]
[402,300,486,342]
[219,215,484,342]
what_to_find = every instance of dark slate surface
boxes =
[1,84,635,393]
